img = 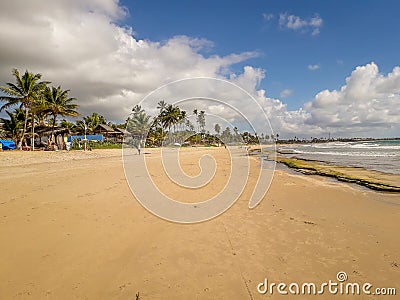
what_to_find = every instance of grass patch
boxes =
[72,141,122,150]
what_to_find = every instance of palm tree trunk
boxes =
[17,106,29,150]
[51,114,57,143]
[31,111,35,151]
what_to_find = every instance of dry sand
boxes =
[0,148,399,299]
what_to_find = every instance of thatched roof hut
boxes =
[94,124,115,135]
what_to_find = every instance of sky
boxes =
[0,0,399,138]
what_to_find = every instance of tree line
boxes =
[0,69,127,149]
[126,101,264,147]
[0,69,78,149]
[0,68,271,150]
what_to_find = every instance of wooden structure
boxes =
[94,124,130,143]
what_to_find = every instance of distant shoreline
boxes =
[250,146,400,193]
[275,137,400,144]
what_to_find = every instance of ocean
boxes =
[280,140,400,175]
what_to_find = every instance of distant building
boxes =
[94,124,130,143]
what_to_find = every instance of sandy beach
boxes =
[0,148,399,299]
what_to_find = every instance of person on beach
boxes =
[137,142,141,155]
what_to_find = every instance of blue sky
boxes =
[123,0,400,110]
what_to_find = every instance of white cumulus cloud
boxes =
[304,62,400,136]
[0,0,258,121]
[279,13,323,36]
[0,1,398,138]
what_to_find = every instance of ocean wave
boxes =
[298,142,400,150]
[282,141,400,174]
[347,144,400,150]
[308,142,350,149]
[292,149,399,157]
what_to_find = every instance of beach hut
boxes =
[114,127,131,143]
[94,124,117,142]
[35,126,71,150]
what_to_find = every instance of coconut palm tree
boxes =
[132,112,151,137]
[60,119,75,130]
[127,109,151,144]
[0,109,25,144]
[178,110,187,132]
[132,105,144,115]
[214,123,221,135]
[42,86,79,140]
[159,104,182,143]
[82,112,106,133]
[221,127,232,142]
[193,109,198,131]
[32,98,50,127]
[197,110,206,133]
[0,69,49,149]
[75,120,87,135]
[157,100,167,114]
[161,104,181,133]
[233,126,239,142]
[186,119,195,132]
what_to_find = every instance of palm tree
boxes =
[0,69,49,149]
[82,112,106,133]
[132,105,144,115]
[193,109,198,131]
[157,100,167,114]
[214,123,221,135]
[42,86,79,140]
[197,110,206,133]
[32,98,50,127]
[178,110,187,132]
[149,128,162,146]
[0,109,25,144]
[127,109,152,148]
[60,119,75,130]
[75,120,87,135]
[233,126,239,142]
[130,112,151,138]
[154,102,166,137]
[159,104,182,143]
[221,127,232,142]
[186,119,195,132]
[161,104,181,133]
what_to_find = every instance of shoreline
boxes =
[251,147,400,193]
[277,156,400,192]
